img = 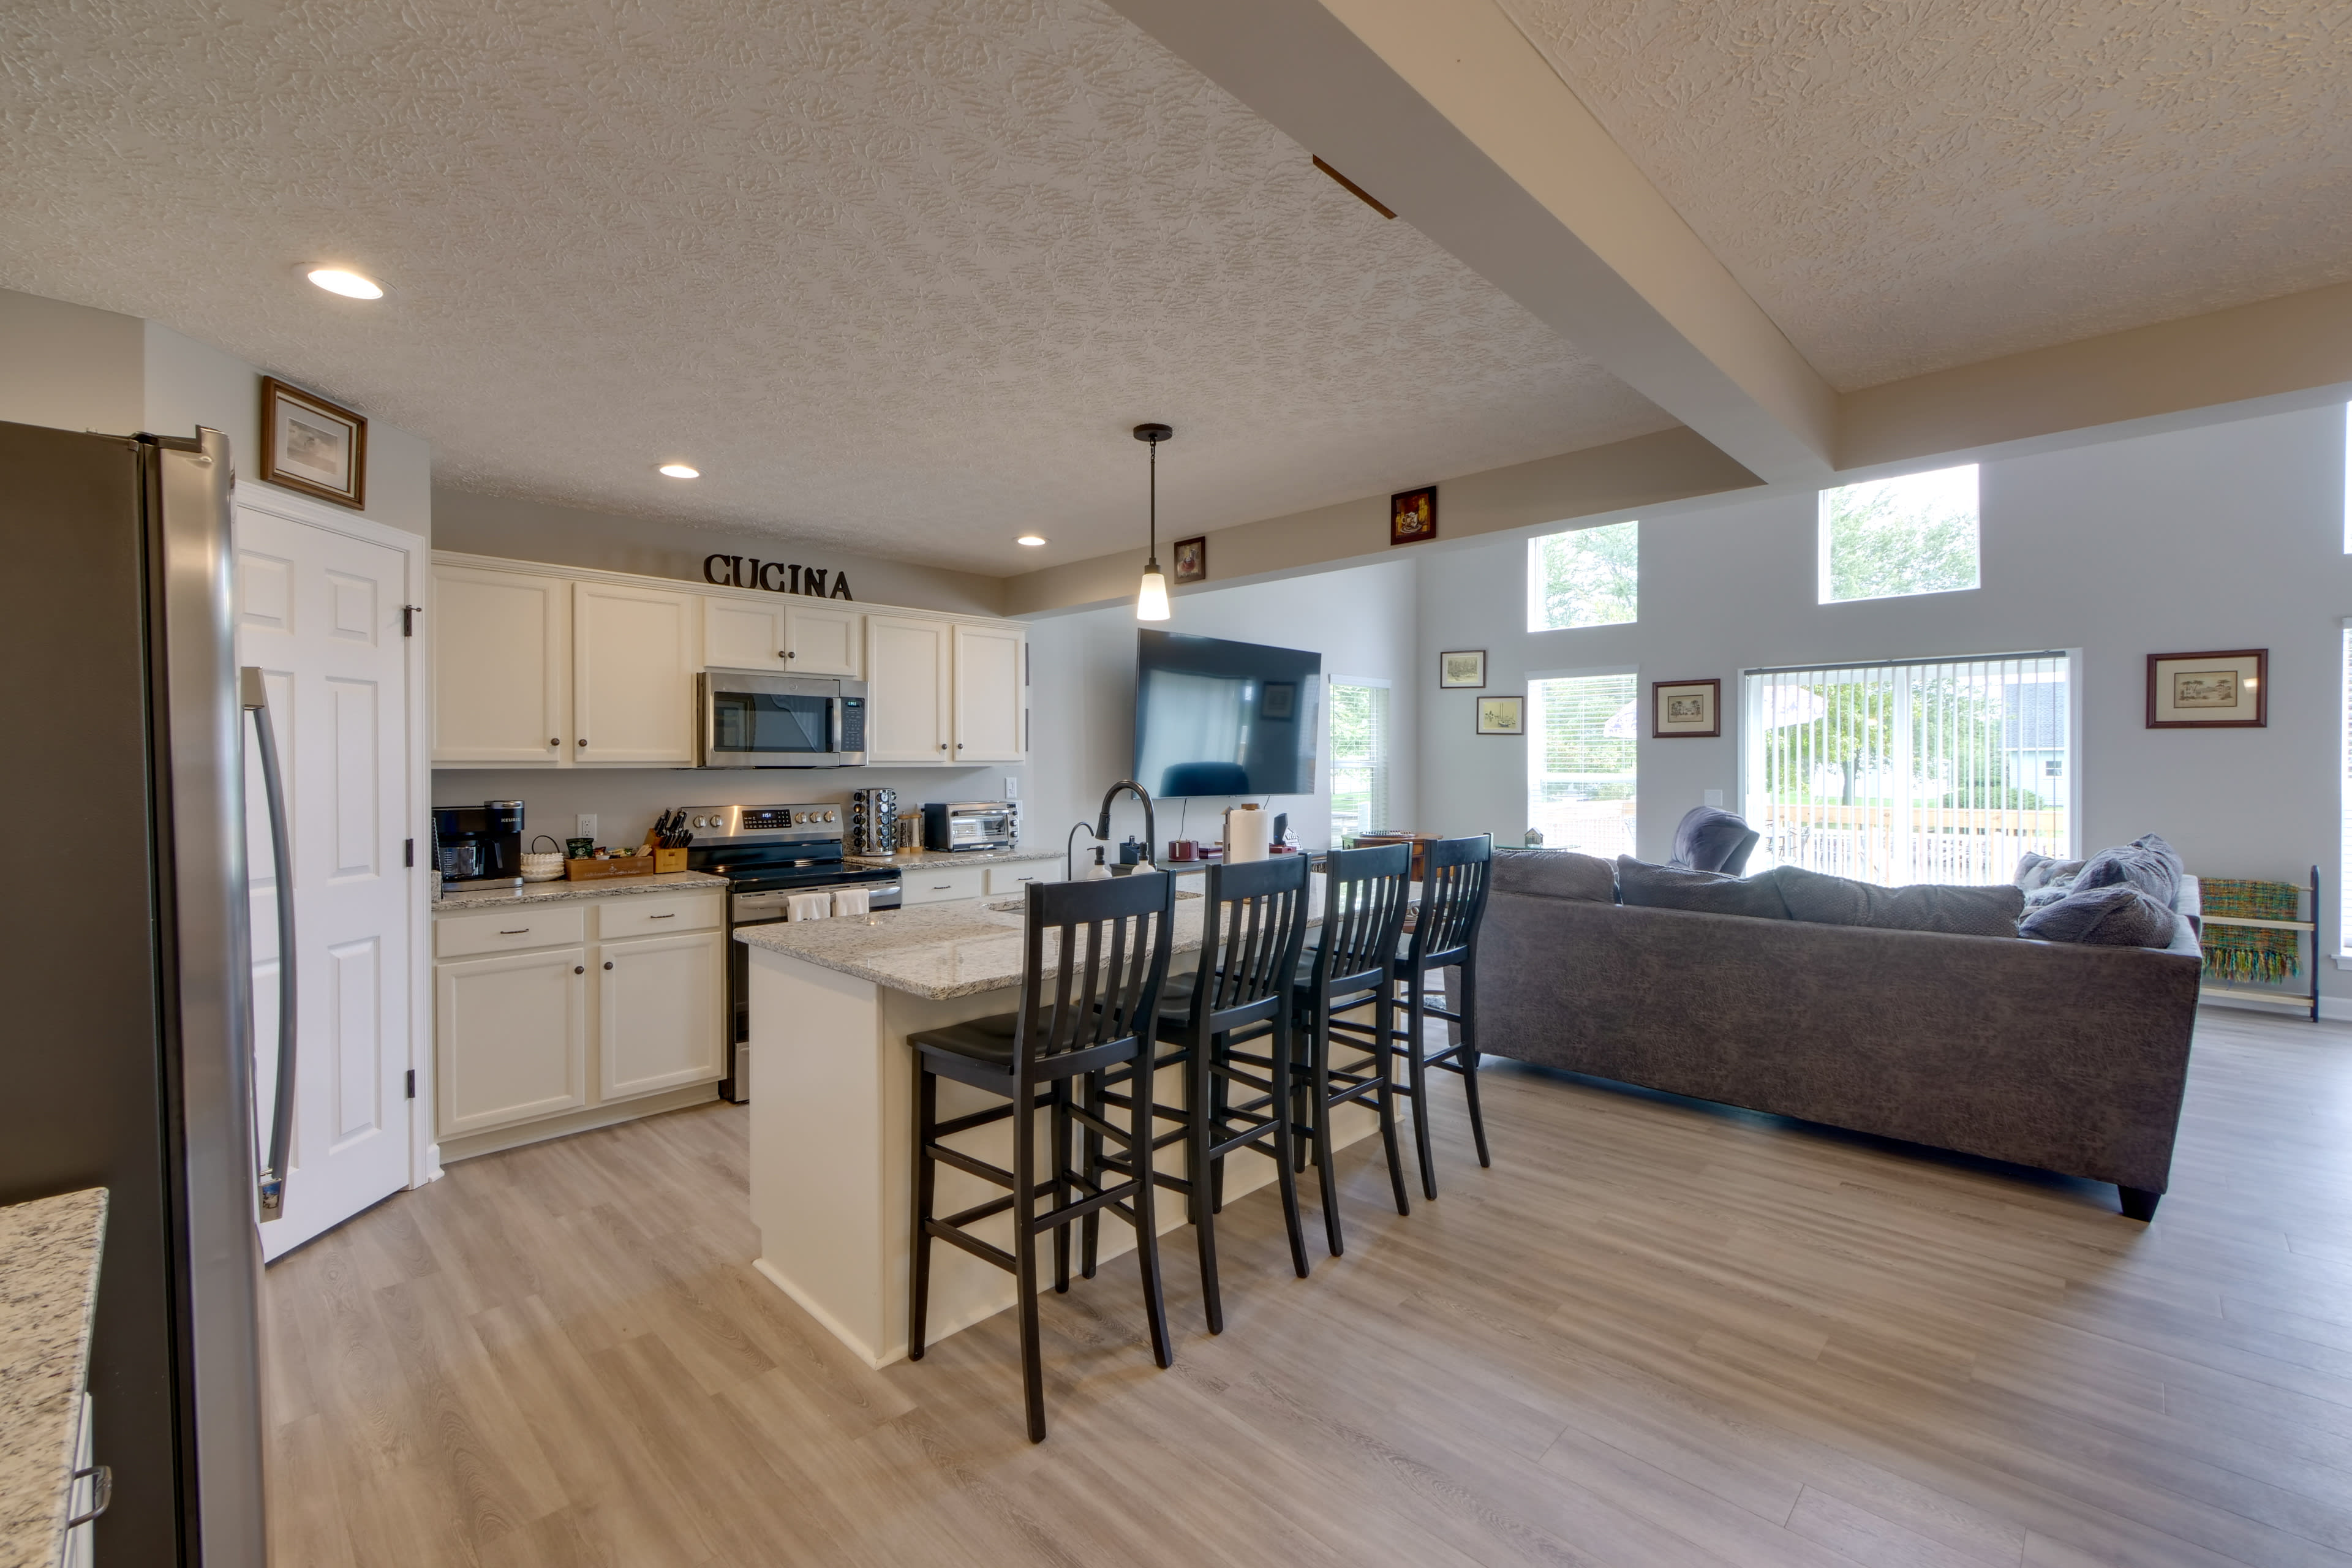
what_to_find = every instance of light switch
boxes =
[576,813,598,840]
[1703,790,1723,809]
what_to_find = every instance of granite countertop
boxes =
[1,1188,106,1568]
[434,870,730,912]
[737,878,1319,1001]
[846,847,1063,872]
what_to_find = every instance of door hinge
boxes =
[404,838,415,867]
[401,604,421,636]
[405,1069,417,1099]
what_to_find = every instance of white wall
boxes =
[1023,557,1420,861]
[1419,399,2352,992]
[432,489,1005,616]
[0,288,143,433]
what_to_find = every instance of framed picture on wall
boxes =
[1391,484,1437,546]
[1476,695,1525,736]
[1439,649,1487,688]
[1651,677,1721,738]
[1261,681,1297,720]
[259,376,368,509]
[1172,535,1207,584]
[2147,649,2266,728]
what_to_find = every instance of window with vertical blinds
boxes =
[1528,673,1637,856]
[1329,679,1389,843]
[1742,652,2071,886]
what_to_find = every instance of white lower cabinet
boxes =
[432,890,724,1152]
[901,864,987,905]
[435,945,590,1136]
[599,929,723,1101]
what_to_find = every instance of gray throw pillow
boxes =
[1491,848,1615,903]
[2013,853,2085,892]
[2075,842,2179,907]
[1616,858,1789,920]
[1670,807,1756,874]
[2019,884,2179,948]
[1771,865,2024,938]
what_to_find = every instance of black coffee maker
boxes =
[432,799,526,891]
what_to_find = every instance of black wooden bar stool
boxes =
[1290,843,1415,1257]
[1391,834,1493,1196]
[906,871,1177,1444]
[1087,854,1313,1335]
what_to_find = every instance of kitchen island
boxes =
[737,877,1374,1367]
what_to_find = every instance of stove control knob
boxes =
[822,810,837,823]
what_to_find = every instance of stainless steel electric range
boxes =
[676,802,904,1102]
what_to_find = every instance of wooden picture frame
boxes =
[1390,484,1437,546]
[2147,649,2266,728]
[259,376,368,509]
[1476,694,1524,736]
[1172,535,1207,584]
[1651,677,1721,739]
[1438,649,1487,688]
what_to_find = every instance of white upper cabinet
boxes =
[573,581,698,764]
[432,565,567,764]
[785,603,864,678]
[952,623,1026,762]
[866,614,953,763]
[703,595,786,672]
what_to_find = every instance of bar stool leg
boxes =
[1079,1065,1106,1279]
[1306,1000,1346,1257]
[1458,963,1491,1169]
[908,1058,937,1361]
[1404,968,1439,1202]
[1186,1031,1225,1334]
[1268,1013,1310,1280]
[1373,981,1411,1218]
[1126,1063,1174,1369]
[1050,1079,1072,1294]
[1012,1076,1047,1443]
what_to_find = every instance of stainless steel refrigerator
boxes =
[1,420,282,1564]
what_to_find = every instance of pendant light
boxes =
[1133,423,1172,622]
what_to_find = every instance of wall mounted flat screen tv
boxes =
[1134,629,1322,798]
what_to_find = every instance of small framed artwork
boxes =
[1476,695,1525,736]
[1172,535,1207,584]
[1391,484,1437,546]
[259,376,368,509]
[1652,677,1721,739]
[1261,680,1297,720]
[1439,649,1487,688]
[2147,649,2266,728]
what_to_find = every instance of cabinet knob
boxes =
[604,960,614,970]
[938,742,947,751]
[785,650,794,659]
[551,737,560,747]
[956,742,964,750]
[578,738,588,747]
[574,965,584,974]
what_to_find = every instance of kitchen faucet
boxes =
[1068,779,1157,879]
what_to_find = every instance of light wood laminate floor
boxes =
[265,1008,2352,1567]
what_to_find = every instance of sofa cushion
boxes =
[1771,865,2024,938]
[2074,840,2180,907]
[1491,848,1615,903]
[2020,884,2180,948]
[2013,853,2086,892]
[1616,858,1789,919]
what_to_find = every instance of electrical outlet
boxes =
[1703,790,1723,809]
[1004,776,1019,801]
[576,813,598,841]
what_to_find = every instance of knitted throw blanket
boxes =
[2198,878,2302,984]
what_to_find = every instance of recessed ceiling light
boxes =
[1016,534,1047,546]
[306,267,384,300]
[658,463,700,479]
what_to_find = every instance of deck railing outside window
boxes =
[1742,653,2071,886]
[1528,672,1638,857]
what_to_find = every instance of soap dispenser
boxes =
[1080,845,1112,881]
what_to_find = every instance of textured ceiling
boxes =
[0,0,1671,574]
[1497,0,2352,391]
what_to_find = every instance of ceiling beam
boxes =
[1106,0,1839,486]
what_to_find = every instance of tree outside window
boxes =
[1529,521,1638,631]
[1820,464,1979,603]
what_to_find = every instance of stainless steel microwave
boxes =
[696,669,869,768]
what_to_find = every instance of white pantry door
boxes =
[236,499,417,1260]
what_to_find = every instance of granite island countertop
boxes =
[846,847,1065,873]
[1,1188,106,1568]
[736,879,1317,1001]
[434,870,729,913]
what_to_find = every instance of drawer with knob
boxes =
[900,865,986,905]
[598,892,723,940]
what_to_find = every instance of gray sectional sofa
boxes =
[1476,850,2204,1219]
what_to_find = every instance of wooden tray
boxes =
[567,855,659,882]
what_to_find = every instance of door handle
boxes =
[66,1464,111,1528]
[240,668,296,1224]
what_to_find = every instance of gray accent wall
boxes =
[1416,397,2352,1002]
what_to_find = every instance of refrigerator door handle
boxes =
[241,666,297,1221]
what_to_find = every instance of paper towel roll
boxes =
[1223,804,1271,864]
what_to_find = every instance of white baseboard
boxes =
[437,1082,720,1164]
[2198,992,2343,1022]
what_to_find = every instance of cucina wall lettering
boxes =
[701,555,854,600]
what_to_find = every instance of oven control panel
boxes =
[676,803,843,842]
